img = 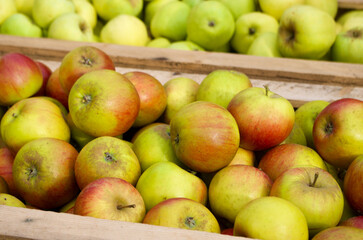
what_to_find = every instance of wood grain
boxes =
[338,0,363,9]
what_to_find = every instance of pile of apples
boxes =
[0,0,363,64]
[0,45,363,240]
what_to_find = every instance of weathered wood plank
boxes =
[338,0,363,9]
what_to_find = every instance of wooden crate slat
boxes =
[338,0,363,9]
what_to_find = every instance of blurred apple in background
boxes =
[337,10,363,31]
[340,216,363,229]
[258,0,304,20]
[92,0,143,21]
[14,0,34,17]
[124,71,167,127]
[232,11,279,54]
[143,198,220,233]
[0,52,43,106]
[228,86,295,151]
[12,138,79,210]
[74,177,146,223]
[313,98,363,169]
[168,41,205,51]
[0,193,26,208]
[0,0,17,25]
[343,155,363,215]
[68,69,140,137]
[74,136,141,189]
[247,32,281,57]
[72,0,97,29]
[144,0,177,27]
[146,37,171,48]
[215,0,256,20]
[170,101,240,173]
[312,226,363,240]
[161,77,199,124]
[0,13,42,38]
[136,161,207,211]
[1,97,70,154]
[305,0,338,19]
[331,27,363,64]
[196,70,252,109]
[45,68,69,109]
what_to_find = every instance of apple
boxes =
[229,147,255,166]
[337,10,363,31]
[146,37,171,48]
[150,1,191,42]
[343,155,363,214]
[313,98,363,169]
[74,177,146,223]
[170,101,240,173]
[75,136,141,189]
[1,97,70,154]
[47,12,94,42]
[14,0,34,17]
[161,77,199,124]
[45,68,69,109]
[0,52,43,106]
[59,197,77,213]
[0,175,9,193]
[0,0,17,25]
[270,166,344,236]
[100,14,150,47]
[12,138,79,210]
[0,147,18,197]
[233,196,309,240]
[34,61,52,96]
[186,1,235,51]
[167,41,205,51]
[227,86,295,151]
[143,198,220,233]
[295,100,330,149]
[305,0,338,19]
[0,193,26,208]
[331,27,363,64]
[340,216,363,229]
[312,226,363,240]
[92,0,143,21]
[277,5,337,60]
[258,143,327,181]
[68,69,140,137]
[66,113,95,150]
[59,45,115,94]
[73,0,97,29]
[247,32,282,57]
[215,0,256,20]
[0,13,42,38]
[136,161,207,211]
[258,0,304,20]
[32,0,75,29]
[231,11,279,54]
[182,0,202,8]
[123,71,167,127]
[209,165,272,224]
[280,121,307,146]
[196,70,252,109]
[144,0,177,27]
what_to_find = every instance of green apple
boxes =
[0,0,17,25]
[295,100,330,149]
[168,41,205,51]
[215,0,256,20]
[136,161,207,211]
[161,76,199,124]
[14,0,34,17]
[182,0,202,8]
[196,70,252,108]
[32,0,75,29]
[72,0,97,29]
[0,193,26,208]
[258,0,304,20]
[247,32,282,57]
[232,11,279,54]
[277,5,337,60]
[337,10,363,31]
[186,1,235,51]
[0,13,42,37]
[92,0,143,21]
[47,13,94,42]
[234,196,309,240]
[146,37,171,48]
[144,0,177,27]
[331,27,363,64]
[150,1,191,41]
[100,14,150,46]
[305,0,338,19]
[312,226,363,240]
[270,166,344,236]
[281,121,307,146]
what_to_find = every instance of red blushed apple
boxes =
[59,45,115,93]
[313,98,363,169]
[221,228,234,235]
[170,101,240,173]
[227,86,295,151]
[34,61,52,96]
[312,226,363,240]
[0,52,43,106]
[45,68,69,109]
[74,177,146,223]
[0,175,8,193]
[123,71,167,127]
[340,216,363,229]
[12,138,79,210]
[343,155,363,215]
[0,147,19,197]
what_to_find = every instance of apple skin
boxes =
[0,0,17,25]
[143,197,220,233]
[170,101,240,173]
[340,216,363,229]
[0,52,43,106]
[247,32,282,58]
[258,143,327,181]
[234,196,309,240]
[136,161,207,211]
[59,45,115,94]
[74,136,141,189]
[0,147,18,197]
[270,166,344,236]
[229,147,255,166]
[0,13,42,38]
[0,193,26,208]
[34,61,52,96]
[1,97,71,154]
[313,98,363,169]
[74,177,146,223]
[68,69,140,137]
[343,155,363,215]
[331,27,363,64]
[227,86,295,151]
[208,165,272,224]
[45,68,69,109]
[215,0,255,20]
[12,138,79,210]
[280,122,307,146]
[123,71,167,127]
[312,226,363,240]
[258,0,304,20]
[0,175,8,193]
[305,0,338,19]
[92,0,143,21]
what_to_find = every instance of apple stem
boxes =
[26,167,38,181]
[310,172,319,187]
[80,56,92,66]
[82,94,92,104]
[117,204,136,210]
[263,85,270,96]
[174,134,179,144]
[185,216,196,229]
